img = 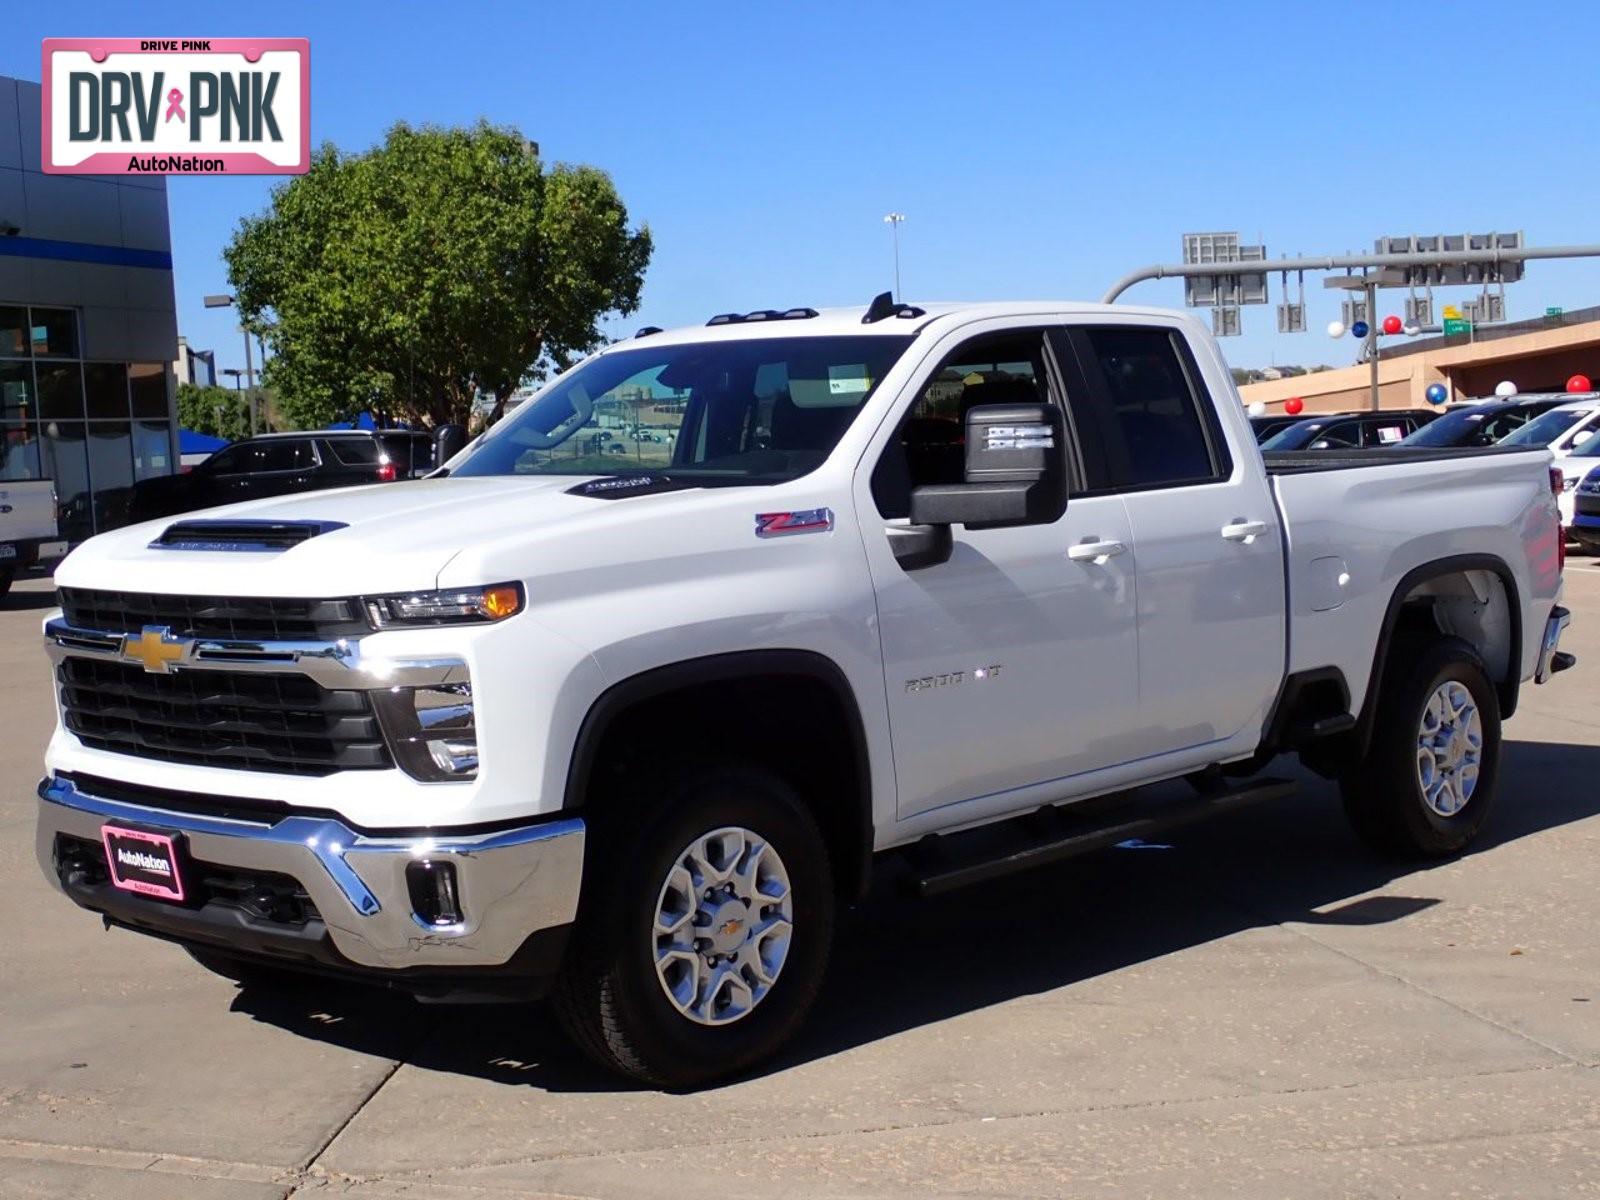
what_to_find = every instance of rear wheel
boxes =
[554,764,834,1088]
[1340,636,1501,857]
[0,566,14,598]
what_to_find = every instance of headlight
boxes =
[373,682,479,781]
[1565,476,1578,492]
[364,583,523,628]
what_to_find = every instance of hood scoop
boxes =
[150,519,348,552]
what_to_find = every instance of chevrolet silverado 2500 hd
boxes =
[36,296,1573,1086]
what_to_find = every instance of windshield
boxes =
[450,335,913,485]
[1399,408,1491,447]
[1498,408,1589,447]
[1260,421,1327,451]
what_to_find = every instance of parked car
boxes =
[1538,409,1600,525]
[127,429,435,522]
[39,296,1571,1087]
[1261,409,1440,451]
[1497,396,1600,459]
[1570,461,1600,550]
[0,479,65,594]
[1395,396,1572,448]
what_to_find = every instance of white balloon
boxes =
[1248,401,1267,417]
[1326,320,1346,338]
[1494,380,1517,397]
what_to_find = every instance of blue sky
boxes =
[9,1,1600,379]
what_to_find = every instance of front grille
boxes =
[1577,492,1600,518]
[57,658,391,775]
[58,588,369,643]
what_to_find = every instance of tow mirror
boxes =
[891,403,1067,571]
[433,422,468,468]
[910,402,1067,530]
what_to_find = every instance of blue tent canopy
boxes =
[178,429,229,454]
[325,412,414,431]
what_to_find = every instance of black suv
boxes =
[129,430,435,523]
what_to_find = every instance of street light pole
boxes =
[883,212,906,300]
[204,293,258,435]
[1365,278,1380,412]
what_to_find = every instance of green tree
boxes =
[223,121,652,429]
[176,382,252,440]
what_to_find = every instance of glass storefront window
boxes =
[40,420,91,542]
[0,303,176,535]
[31,308,79,357]
[129,363,168,417]
[87,421,134,531]
[0,361,32,423]
[36,363,84,422]
[1,421,41,481]
[0,307,26,358]
[84,362,130,419]
[133,420,174,480]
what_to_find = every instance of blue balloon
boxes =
[1425,383,1448,406]
[1351,320,1370,339]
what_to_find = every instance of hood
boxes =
[57,476,610,597]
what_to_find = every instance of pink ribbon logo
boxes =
[164,88,185,123]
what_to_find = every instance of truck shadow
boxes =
[226,736,1600,1092]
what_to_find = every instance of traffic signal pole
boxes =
[1102,243,1600,305]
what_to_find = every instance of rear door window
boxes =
[1366,420,1410,446]
[324,437,383,466]
[255,439,315,472]
[1063,326,1229,489]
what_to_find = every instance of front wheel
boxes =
[554,764,834,1087]
[1341,636,1501,857]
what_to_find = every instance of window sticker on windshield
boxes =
[1377,425,1403,443]
[828,365,872,395]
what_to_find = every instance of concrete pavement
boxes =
[3,568,1599,1198]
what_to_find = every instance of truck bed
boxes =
[1262,444,1541,475]
[1267,443,1560,718]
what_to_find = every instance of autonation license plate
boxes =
[0,544,14,560]
[101,825,187,902]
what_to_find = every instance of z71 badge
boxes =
[754,508,834,538]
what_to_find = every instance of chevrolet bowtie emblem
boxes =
[122,625,190,674]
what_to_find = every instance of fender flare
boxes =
[561,649,875,895]
[1354,553,1522,755]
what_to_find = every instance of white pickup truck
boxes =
[0,479,66,595]
[35,297,1573,1086]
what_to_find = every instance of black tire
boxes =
[554,763,834,1088]
[0,566,14,598]
[1341,635,1501,857]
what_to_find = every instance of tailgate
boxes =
[0,480,59,543]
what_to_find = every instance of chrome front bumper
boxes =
[36,775,585,971]
[1535,605,1574,684]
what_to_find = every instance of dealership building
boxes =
[0,74,180,542]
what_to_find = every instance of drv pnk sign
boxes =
[42,38,309,175]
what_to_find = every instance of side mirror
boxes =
[433,422,468,468]
[909,402,1067,530]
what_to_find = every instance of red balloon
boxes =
[1285,397,1304,415]
[1382,315,1403,335]
[1567,374,1593,393]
